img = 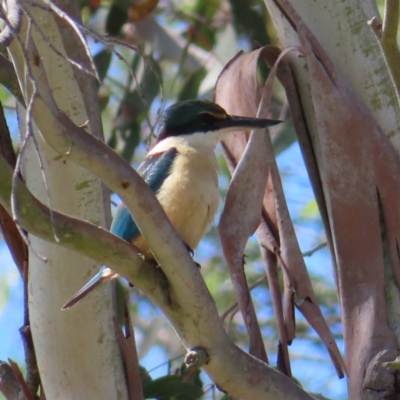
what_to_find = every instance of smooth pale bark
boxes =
[264,0,400,398]
[265,0,400,146]
[7,2,127,399]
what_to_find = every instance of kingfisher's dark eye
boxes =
[196,113,216,128]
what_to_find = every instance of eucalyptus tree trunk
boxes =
[7,1,128,398]
[264,0,400,398]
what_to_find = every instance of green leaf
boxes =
[0,273,11,313]
[114,279,127,326]
[229,0,271,46]
[94,50,112,83]
[143,375,203,400]
[0,85,11,102]
[185,0,221,50]
[106,0,129,36]
[107,129,117,149]
[142,58,163,105]
[179,363,203,389]
[140,366,153,387]
[178,68,207,102]
[272,123,297,156]
[300,199,319,220]
[121,123,141,162]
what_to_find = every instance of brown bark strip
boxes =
[0,361,24,400]
[20,324,40,397]
[216,49,271,364]
[0,102,28,276]
[114,299,144,400]
[216,46,345,378]
[9,359,35,400]
[261,46,337,280]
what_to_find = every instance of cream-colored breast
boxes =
[149,137,219,250]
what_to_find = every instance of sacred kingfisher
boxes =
[63,100,280,309]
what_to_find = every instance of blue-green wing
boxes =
[110,147,178,241]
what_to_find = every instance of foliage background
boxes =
[1,0,393,398]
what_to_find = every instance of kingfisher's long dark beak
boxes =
[216,115,282,130]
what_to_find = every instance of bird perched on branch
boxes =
[63,99,280,309]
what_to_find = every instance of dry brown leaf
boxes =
[113,299,143,400]
[8,359,34,400]
[258,48,346,377]
[215,45,346,378]
[216,47,301,375]
[215,48,271,364]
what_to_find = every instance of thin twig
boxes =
[220,276,267,322]
[25,0,99,82]
[367,16,382,40]
[22,5,98,81]
[14,16,70,249]
[7,20,46,258]
[220,242,327,322]
[302,242,327,257]
[146,353,185,374]
[22,75,61,244]
[82,27,164,136]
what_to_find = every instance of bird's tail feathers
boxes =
[62,266,119,310]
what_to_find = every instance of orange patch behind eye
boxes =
[199,111,227,120]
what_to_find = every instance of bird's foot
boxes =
[184,242,194,257]
[183,242,201,269]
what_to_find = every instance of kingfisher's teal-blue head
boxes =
[157,100,281,143]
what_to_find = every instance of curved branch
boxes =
[0,0,22,48]
[0,153,166,301]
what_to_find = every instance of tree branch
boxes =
[0,0,22,48]
[381,0,400,94]
[0,102,27,276]
[302,242,327,257]
[0,153,165,298]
